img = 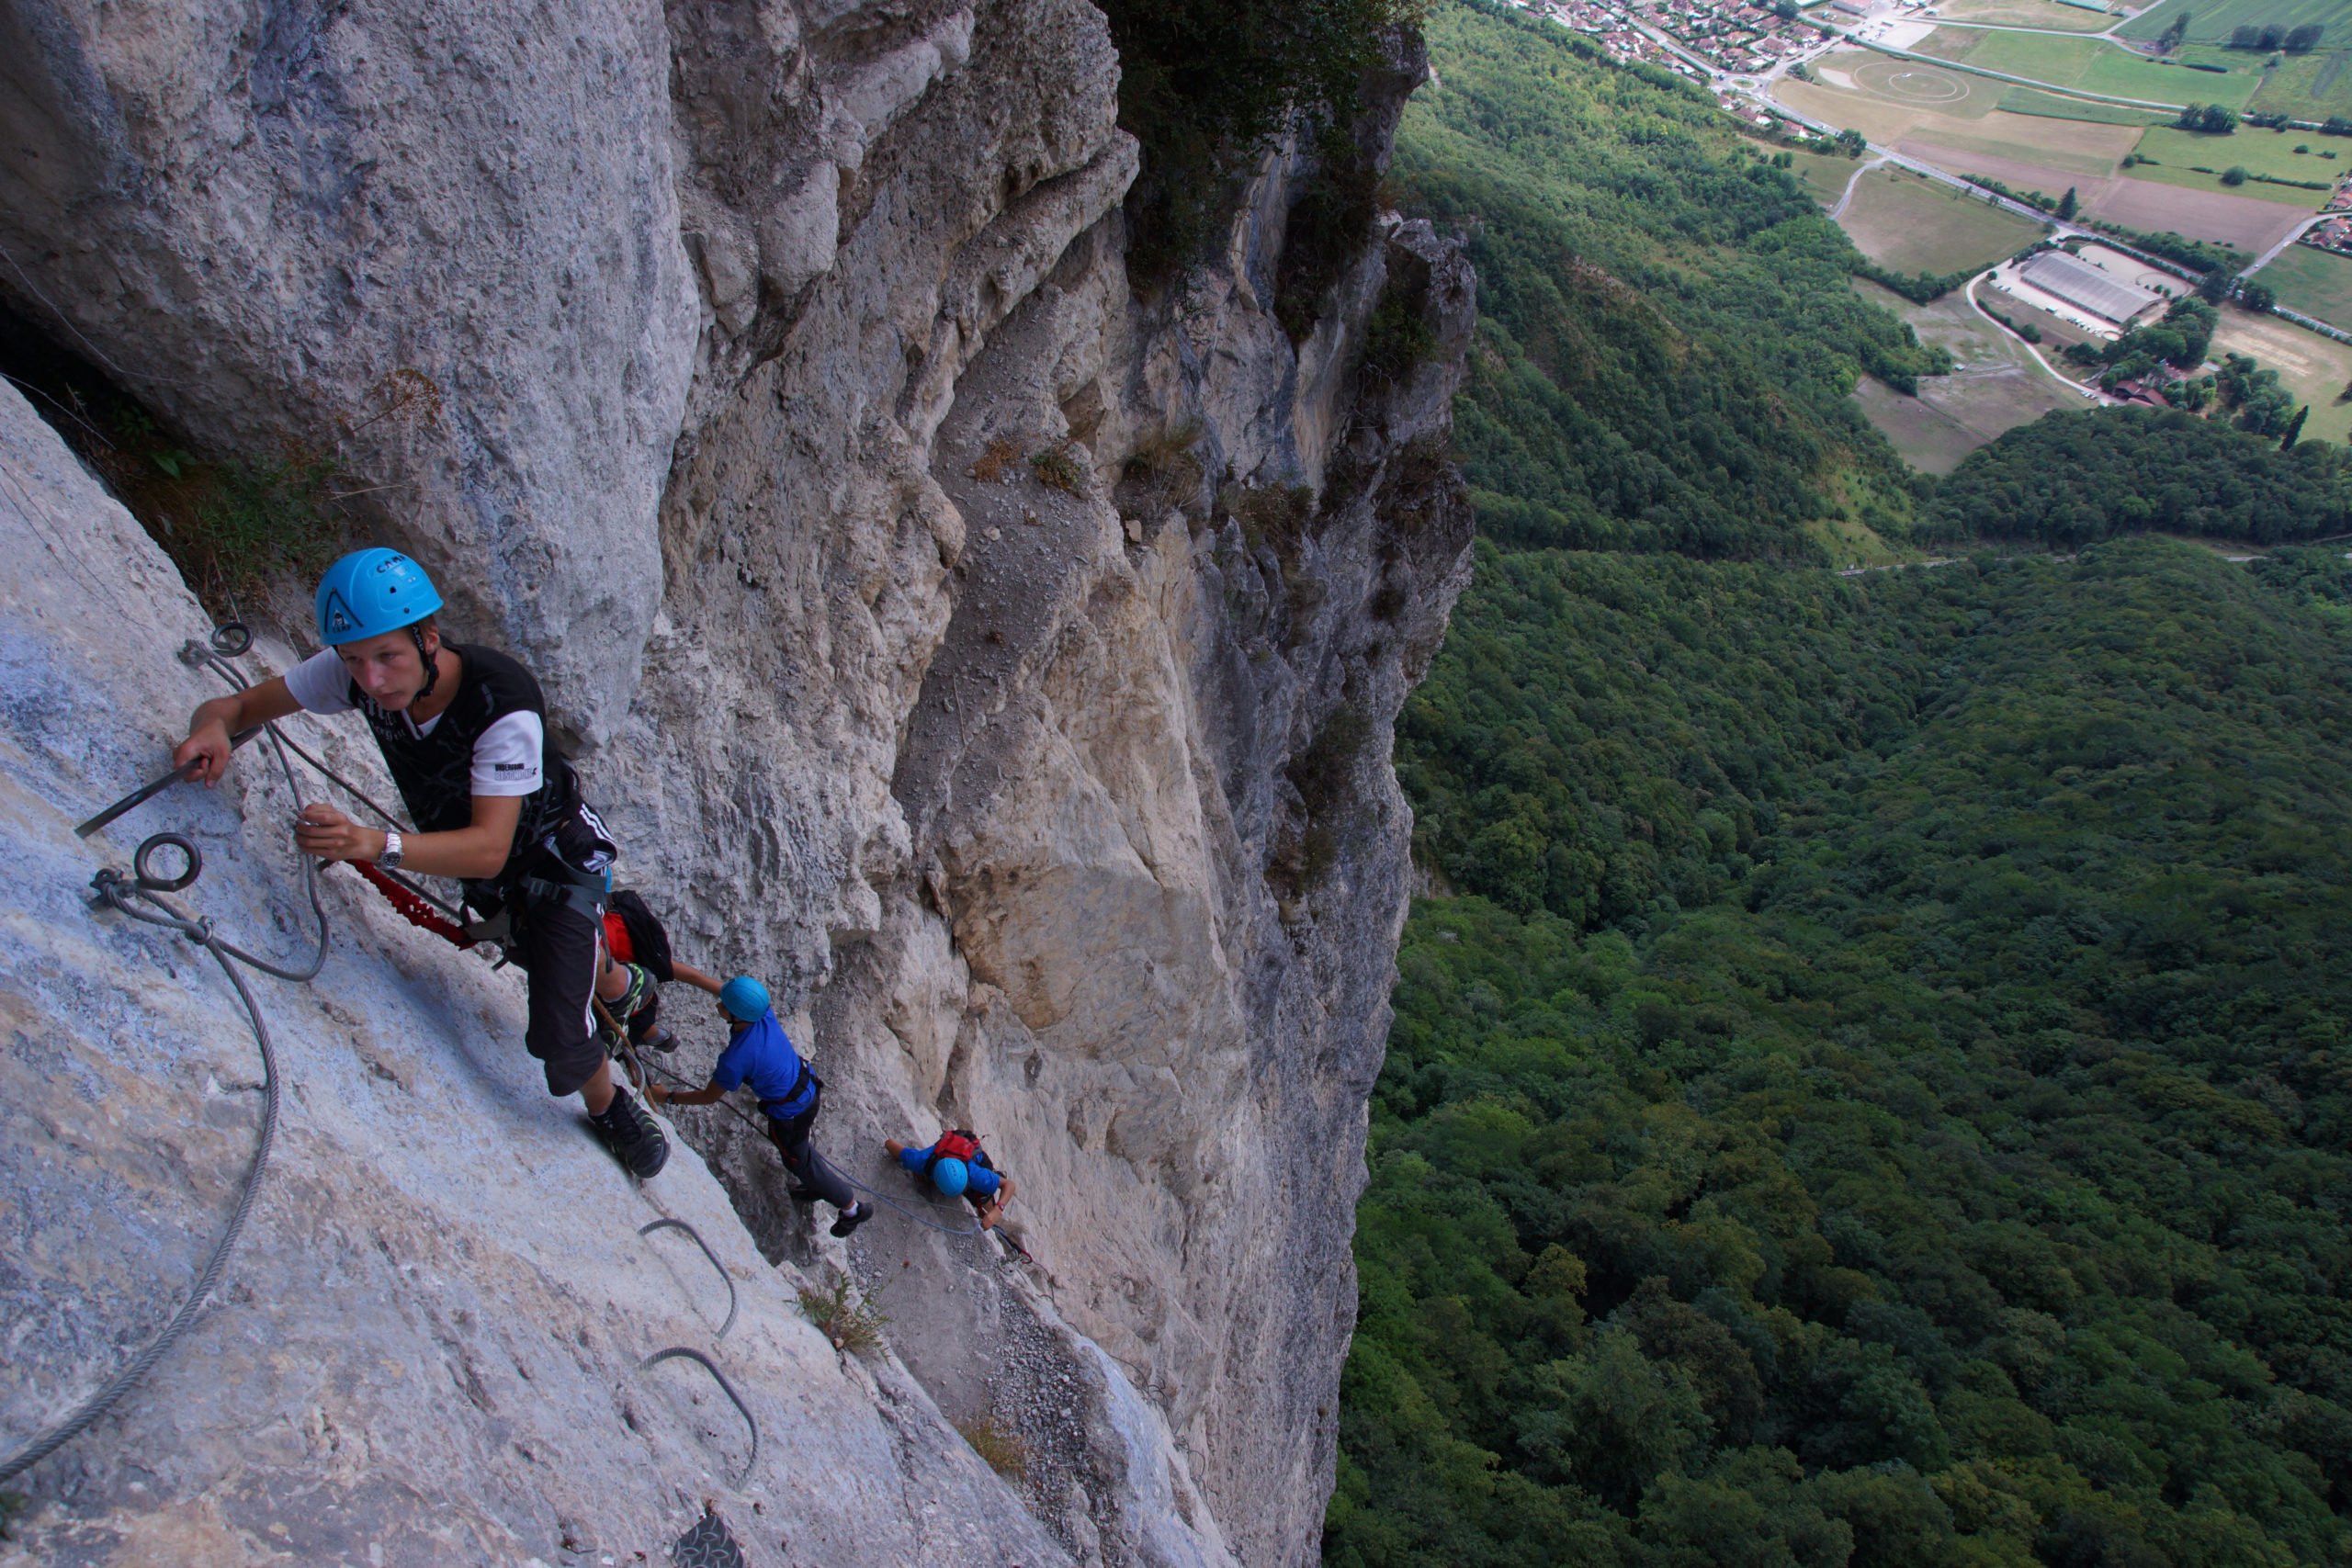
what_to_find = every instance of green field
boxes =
[2249,48,2352,122]
[1915,28,2266,107]
[2120,0,2349,49]
[1838,167,2050,272]
[2123,123,2345,205]
[1996,85,2164,124]
[2256,242,2352,328]
[1784,147,1870,205]
[1923,0,2115,30]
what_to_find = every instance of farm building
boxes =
[2020,251,2164,328]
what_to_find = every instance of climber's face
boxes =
[336,624,438,711]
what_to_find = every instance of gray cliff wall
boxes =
[0,2,1473,1562]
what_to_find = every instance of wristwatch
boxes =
[378,829,404,870]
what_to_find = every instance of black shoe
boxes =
[633,1023,678,1053]
[830,1201,871,1238]
[591,1090,670,1179]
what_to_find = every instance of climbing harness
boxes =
[10,621,763,1497]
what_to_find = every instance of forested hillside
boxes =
[1395,0,1944,559]
[1332,4,2352,1563]
[1335,544,2352,1565]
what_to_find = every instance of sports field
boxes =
[1838,167,2051,273]
[2255,243,2352,330]
[1849,278,2086,472]
[2120,0,2346,49]
[2248,50,2352,123]
[2122,124,2345,207]
[1913,28,2264,107]
[1923,0,2113,31]
[1997,86,2163,125]
[2211,303,2352,445]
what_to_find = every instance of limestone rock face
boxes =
[0,3,1473,1563]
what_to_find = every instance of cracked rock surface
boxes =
[0,5,1472,1562]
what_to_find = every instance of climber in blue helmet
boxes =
[173,547,670,1179]
[649,976,872,1238]
[886,1126,1016,1230]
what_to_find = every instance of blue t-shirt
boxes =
[899,1139,1002,1199]
[711,1009,815,1118]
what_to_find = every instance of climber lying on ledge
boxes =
[172,547,670,1179]
[887,1127,1016,1231]
[650,976,872,1238]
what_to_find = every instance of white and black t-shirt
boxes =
[286,649,544,797]
[285,642,605,894]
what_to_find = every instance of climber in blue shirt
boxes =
[886,1127,1017,1230]
[649,976,870,1236]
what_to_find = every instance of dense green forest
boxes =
[1331,5,2352,1564]
[1336,544,2352,1566]
[1927,411,2352,548]
[1392,0,1943,560]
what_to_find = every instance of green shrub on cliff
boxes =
[1100,0,1423,284]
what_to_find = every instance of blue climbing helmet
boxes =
[930,1156,969,1197]
[719,976,771,1022]
[315,548,445,646]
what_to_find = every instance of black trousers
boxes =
[765,1088,854,1211]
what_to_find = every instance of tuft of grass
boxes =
[1232,483,1315,560]
[969,437,1021,483]
[956,1416,1032,1483]
[797,1275,888,1356]
[1120,418,1207,517]
[0,1489,24,1540]
[1028,442,1088,495]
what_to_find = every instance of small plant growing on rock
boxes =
[797,1275,888,1356]
[956,1416,1032,1483]
[969,436,1021,483]
[1119,417,1206,516]
[1028,441,1087,495]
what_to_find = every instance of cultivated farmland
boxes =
[1912,28,2264,108]
[2124,124,2346,206]
[1997,86,2163,126]
[1921,0,2113,31]
[2081,177,2312,254]
[2256,243,2352,329]
[1839,167,2051,273]
[2120,0,2348,50]
[2248,50,2352,122]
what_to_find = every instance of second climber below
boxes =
[650,976,871,1238]
[172,547,671,1179]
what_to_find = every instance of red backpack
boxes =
[922,1129,984,1185]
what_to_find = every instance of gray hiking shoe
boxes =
[590,1090,670,1179]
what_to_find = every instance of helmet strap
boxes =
[412,625,441,703]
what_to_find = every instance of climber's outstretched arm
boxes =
[176,678,301,784]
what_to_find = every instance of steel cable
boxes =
[0,854,286,1484]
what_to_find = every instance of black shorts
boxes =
[510,870,606,1098]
